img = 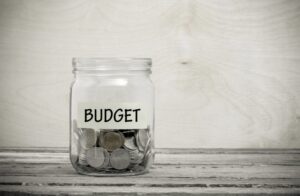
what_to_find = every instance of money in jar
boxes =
[70,58,154,176]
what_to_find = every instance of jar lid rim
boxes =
[72,57,152,71]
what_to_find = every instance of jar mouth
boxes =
[72,57,151,71]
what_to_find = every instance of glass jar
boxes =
[70,58,154,176]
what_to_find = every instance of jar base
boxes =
[73,164,150,176]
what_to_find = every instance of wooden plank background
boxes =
[0,0,299,148]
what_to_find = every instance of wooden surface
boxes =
[0,0,300,148]
[0,148,299,195]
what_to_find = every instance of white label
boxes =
[77,103,148,129]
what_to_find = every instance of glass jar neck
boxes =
[72,57,152,77]
[74,70,151,77]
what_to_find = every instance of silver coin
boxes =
[123,136,138,151]
[110,148,131,170]
[86,147,108,169]
[137,129,150,151]
[78,149,88,166]
[98,129,109,147]
[78,159,88,166]
[79,128,97,149]
[128,148,139,159]
[101,150,110,169]
[100,147,110,169]
[102,131,125,151]
[79,148,87,158]
[128,149,144,164]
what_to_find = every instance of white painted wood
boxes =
[0,0,299,148]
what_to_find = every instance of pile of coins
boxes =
[73,125,152,172]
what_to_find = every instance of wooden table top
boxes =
[0,148,299,195]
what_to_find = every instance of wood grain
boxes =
[0,0,299,148]
[0,148,299,195]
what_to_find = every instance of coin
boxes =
[110,148,131,170]
[78,159,88,166]
[79,128,97,149]
[101,151,110,169]
[86,147,109,169]
[128,149,144,164]
[102,131,125,151]
[98,129,108,147]
[123,136,138,151]
[136,129,150,151]
[78,148,88,166]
